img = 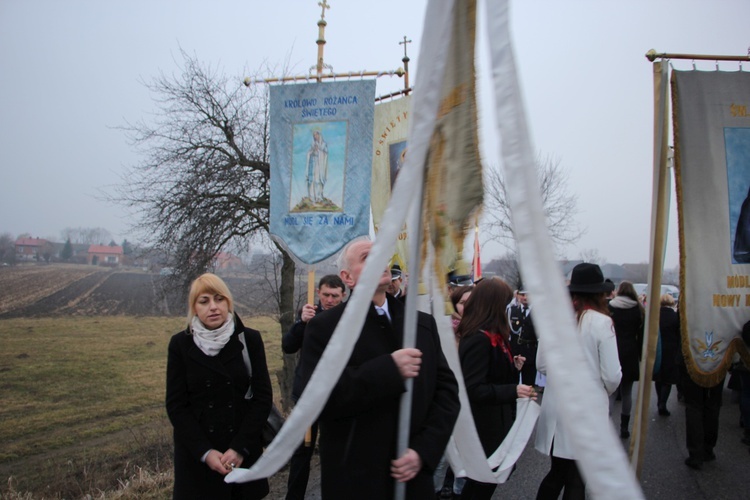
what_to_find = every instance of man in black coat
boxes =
[282,274,346,500]
[507,289,538,386]
[298,240,460,499]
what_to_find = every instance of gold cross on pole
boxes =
[399,35,412,60]
[399,36,412,91]
[318,0,330,20]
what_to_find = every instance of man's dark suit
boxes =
[298,294,459,499]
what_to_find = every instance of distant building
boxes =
[50,241,90,263]
[88,245,123,266]
[600,263,627,283]
[214,251,244,272]
[15,237,53,261]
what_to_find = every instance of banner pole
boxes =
[646,49,750,63]
[304,269,316,446]
[394,143,426,500]
[630,60,671,477]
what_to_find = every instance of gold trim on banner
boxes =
[671,71,748,388]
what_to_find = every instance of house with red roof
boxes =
[15,237,53,261]
[214,251,244,272]
[88,245,124,266]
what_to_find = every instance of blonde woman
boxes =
[166,273,272,499]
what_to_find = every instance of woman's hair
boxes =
[187,273,234,324]
[571,292,609,320]
[616,281,639,302]
[456,277,513,340]
[450,285,473,312]
[660,293,676,307]
[617,280,646,317]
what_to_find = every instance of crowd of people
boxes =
[164,241,747,499]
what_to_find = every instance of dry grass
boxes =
[0,315,285,498]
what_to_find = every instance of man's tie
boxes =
[375,305,391,323]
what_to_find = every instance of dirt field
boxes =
[0,264,315,499]
[0,263,282,319]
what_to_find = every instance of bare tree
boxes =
[578,248,604,265]
[492,251,522,290]
[108,50,298,408]
[0,232,16,264]
[484,154,584,255]
[61,227,113,245]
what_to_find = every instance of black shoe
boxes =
[620,414,630,439]
[684,457,703,470]
[704,451,716,462]
[658,408,671,416]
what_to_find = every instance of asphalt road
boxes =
[493,381,748,500]
[300,381,748,499]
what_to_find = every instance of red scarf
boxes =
[482,330,513,364]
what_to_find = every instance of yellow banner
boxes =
[371,95,411,271]
[425,0,483,283]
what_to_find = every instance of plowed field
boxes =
[0,264,277,318]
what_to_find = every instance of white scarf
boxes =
[191,314,235,356]
[609,295,638,309]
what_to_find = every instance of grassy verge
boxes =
[0,315,284,498]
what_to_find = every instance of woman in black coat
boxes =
[166,273,272,499]
[654,293,680,415]
[608,281,645,439]
[457,277,536,499]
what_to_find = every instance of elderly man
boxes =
[298,240,459,499]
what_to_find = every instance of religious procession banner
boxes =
[269,80,376,265]
[424,0,483,289]
[672,70,750,384]
[371,95,411,271]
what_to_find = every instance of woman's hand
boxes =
[205,449,229,475]
[513,354,526,371]
[516,384,538,400]
[221,448,244,471]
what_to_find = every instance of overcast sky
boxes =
[1,0,748,268]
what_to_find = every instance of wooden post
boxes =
[304,269,316,446]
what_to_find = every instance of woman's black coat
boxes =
[166,314,272,499]
[655,306,681,385]
[459,331,519,456]
[609,303,644,382]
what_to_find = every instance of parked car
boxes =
[632,283,679,300]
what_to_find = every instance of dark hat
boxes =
[450,274,474,287]
[390,264,402,281]
[568,263,615,294]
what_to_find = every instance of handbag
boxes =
[238,331,286,447]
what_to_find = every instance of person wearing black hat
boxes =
[535,263,622,500]
[387,263,406,302]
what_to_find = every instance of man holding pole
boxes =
[298,239,459,499]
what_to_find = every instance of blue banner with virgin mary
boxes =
[269,80,375,265]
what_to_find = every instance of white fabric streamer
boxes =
[484,1,643,498]
[225,0,455,484]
